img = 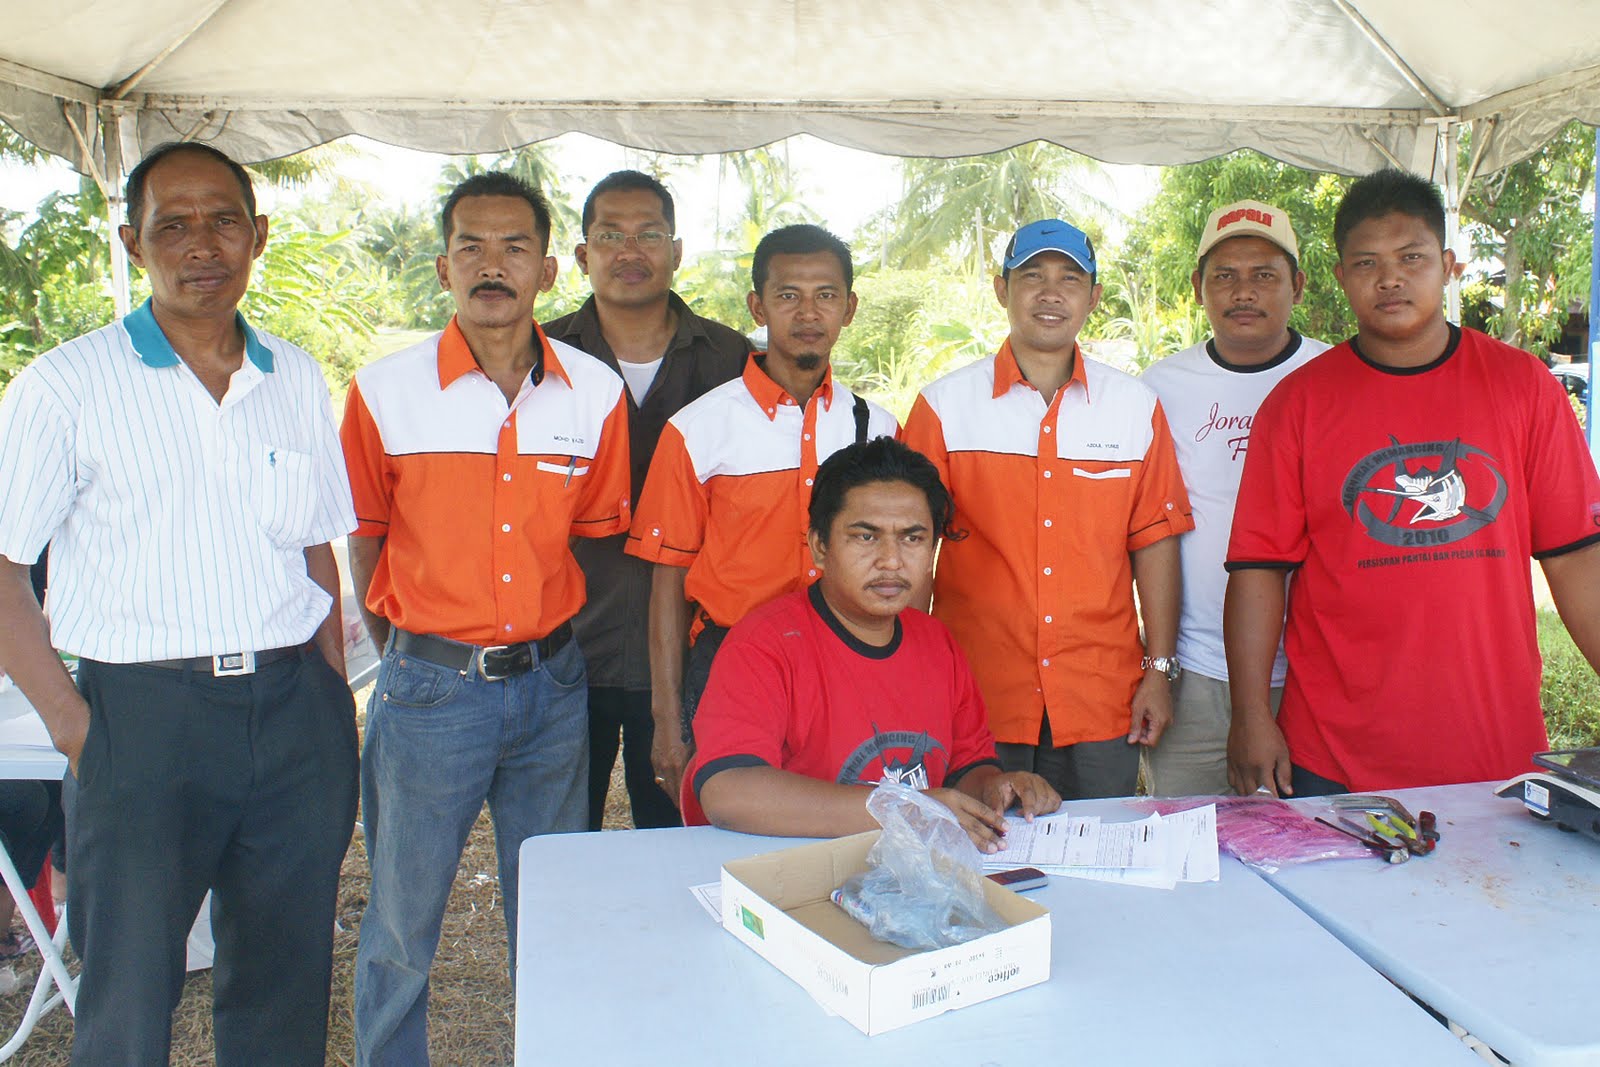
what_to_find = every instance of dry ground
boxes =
[0,685,637,1065]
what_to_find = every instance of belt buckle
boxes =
[213,651,256,677]
[476,644,518,682]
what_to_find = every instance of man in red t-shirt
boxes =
[1225,168,1600,795]
[685,438,1060,851]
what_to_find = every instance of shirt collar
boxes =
[124,297,274,373]
[743,354,835,420]
[437,315,570,390]
[557,291,709,360]
[993,336,1091,403]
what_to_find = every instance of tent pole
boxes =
[1589,125,1599,453]
[100,106,130,317]
[1442,122,1462,324]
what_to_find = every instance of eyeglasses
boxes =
[585,230,674,250]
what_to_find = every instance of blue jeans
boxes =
[353,635,589,1066]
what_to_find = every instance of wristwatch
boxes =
[1140,655,1180,682]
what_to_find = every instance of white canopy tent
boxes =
[1,0,1598,316]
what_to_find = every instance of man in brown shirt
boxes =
[544,170,750,827]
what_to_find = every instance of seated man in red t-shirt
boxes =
[682,437,1061,852]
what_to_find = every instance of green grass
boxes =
[1540,609,1600,749]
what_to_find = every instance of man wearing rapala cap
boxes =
[1141,200,1331,797]
[903,220,1194,799]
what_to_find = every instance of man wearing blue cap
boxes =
[903,220,1193,799]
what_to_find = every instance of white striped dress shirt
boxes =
[0,299,356,663]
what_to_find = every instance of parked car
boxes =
[1551,362,1590,405]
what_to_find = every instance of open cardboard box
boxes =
[720,830,1050,1035]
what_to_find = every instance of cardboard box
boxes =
[720,831,1051,1035]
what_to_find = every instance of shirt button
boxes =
[502,473,512,482]
[1166,502,1174,510]
[502,573,512,583]
[808,569,817,577]
[767,408,775,416]
[803,433,811,441]
[1043,519,1052,528]
[1043,470,1053,479]
[1043,567,1052,575]
[501,524,511,533]
[504,624,513,633]
[804,478,813,487]
[1044,615,1053,623]
[1042,658,1051,667]
[504,420,511,429]
[1043,425,1052,434]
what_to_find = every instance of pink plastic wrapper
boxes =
[1135,796,1377,874]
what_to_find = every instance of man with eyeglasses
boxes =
[545,170,750,827]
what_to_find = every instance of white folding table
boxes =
[0,686,73,1061]
[515,797,1480,1066]
[1267,781,1600,1067]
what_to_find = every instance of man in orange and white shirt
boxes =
[626,224,897,802]
[340,173,630,1066]
[903,219,1193,800]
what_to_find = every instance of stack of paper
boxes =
[982,805,1219,891]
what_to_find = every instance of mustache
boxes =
[471,281,516,298]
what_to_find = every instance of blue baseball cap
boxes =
[1003,219,1097,276]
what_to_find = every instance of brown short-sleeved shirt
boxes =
[543,293,750,690]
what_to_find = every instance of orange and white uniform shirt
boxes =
[340,317,631,644]
[626,357,898,635]
[902,340,1193,747]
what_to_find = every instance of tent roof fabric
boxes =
[1,0,1598,175]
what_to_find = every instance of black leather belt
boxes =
[392,622,572,682]
[143,644,306,677]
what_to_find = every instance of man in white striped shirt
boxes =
[0,142,358,1065]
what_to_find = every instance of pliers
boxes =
[1330,795,1440,857]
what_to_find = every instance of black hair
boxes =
[752,223,853,295]
[124,141,256,233]
[1333,168,1446,255]
[440,172,553,250]
[1197,243,1299,280]
[581,169,675,235]
[809,437,963,545]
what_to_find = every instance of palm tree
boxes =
[437,144,582,248]
[864,143,1118,272]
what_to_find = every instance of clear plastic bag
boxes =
[830,781,1008,950]
[1139,796,1376,874]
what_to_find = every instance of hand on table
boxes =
[924,788,1010,854]
[980,772,1061,822]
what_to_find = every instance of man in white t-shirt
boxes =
[1141,200,1330,796]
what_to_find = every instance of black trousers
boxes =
[994,713,1141,801]
[0,779,61,890]
[66,649,358,1066]
[679,622,730,743]
[1289,763,1350,797]
[586,687,681,831]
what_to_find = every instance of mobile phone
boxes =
[986,866,1048,892]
